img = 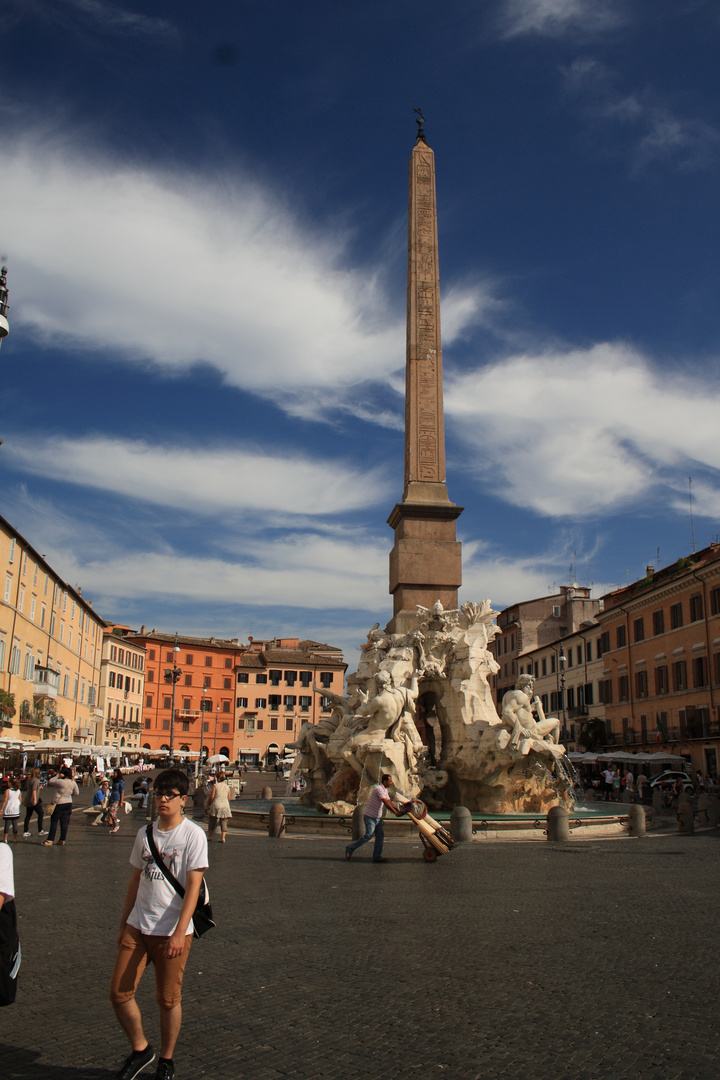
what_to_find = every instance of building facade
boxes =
[235,638,346,766]
[124,629,346,766]
[595,546,720,777]
[97,626,146,751]
[491,586,601,710]
[0,515,105,744]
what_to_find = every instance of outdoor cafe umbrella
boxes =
[206,754,229,764]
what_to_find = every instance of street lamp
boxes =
[164,633,182,760]
[212,703,220,758]
[559,644,568,744]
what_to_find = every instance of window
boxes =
[255,698,267,709]
[221,722,229,733]
[237,717,245,729]
[567,648,573,668]
[184,674,192,686]
[284,695,296,708]
[300,671,312,687]
[672,661,687,692]
[222,700,231,713]
[40,603,46,628]
[541,658,547,676]
[182,721,190,732]
[550,691,559,712]
[584,682,594,706]
[269,695,281,710]
[204,656,212,666]
[186,654,194,664]
[320,672,333,688]
[147,670,155,682]
[566,687,575,710]
[8,538,15,563]
[635,671,648,699]
[285,718,294,731]
[17,586,24,612]
[633,618,645,643]
[711,586,720,616]
[533,662,538,678]
[551,653,556,674]
[576,644,583,664]
[689,593,704,622]
[693,655,708,688]
[599,679,612,705]
[270,716,278,730]
[201,698,212,711]
[256,673,267,684]
[285,671,297,685]
[166,652,173,662]
[223,678,232,689]
[163,696,172,709]
[148,649,156,660]
[654,666,668,694]
[670,603,683,629]
[257,719,264,730]
[598,632,610,656]
[225,658,232,669]
[30,596,36,621]
[118,648,124,664]
[203,721,209,732]
[163,719,170,730]
[552,605,561,617]
[182,698,191,710]
[269,670,281,686]
[652,610,665,636]
[3,575,11,603]
[299,695,311,710]
[238,672,249,683]
[616,625,626,648]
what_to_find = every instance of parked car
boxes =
[649,770,694,791]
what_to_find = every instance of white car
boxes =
[649,770,694,791]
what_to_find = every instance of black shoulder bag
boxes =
[145,824,215,938]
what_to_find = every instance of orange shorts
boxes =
[109,924,192,1009]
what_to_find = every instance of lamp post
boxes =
[559,644,568,744]
[164,633,182,761]
[212,703,220,758]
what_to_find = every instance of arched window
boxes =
[219,746,230,758]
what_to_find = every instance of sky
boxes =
[2,0,720,669]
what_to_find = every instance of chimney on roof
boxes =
[646,565,654,579]
[140,625,146,635]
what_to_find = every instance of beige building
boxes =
[0,515,105,744]
[97,626,146,751]
[491,586,601,710]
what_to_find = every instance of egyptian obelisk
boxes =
[387,115,463,634]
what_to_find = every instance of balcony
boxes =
[33,665,60,701]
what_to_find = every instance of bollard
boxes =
[677,796,694,834]
[708,797,720,828]
[697,793,712,825]
[268,802,285,837]
[450,806,473,842]
[352,804,366,841]
[261,785,273,800]
[546,805,570,841]
[628,803,646,837]
[652,788,663,814]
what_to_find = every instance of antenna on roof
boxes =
[688,477,696,554]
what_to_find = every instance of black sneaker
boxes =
[155,1061,175,1080]
[115,1045,156,1080]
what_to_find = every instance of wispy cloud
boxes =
[446,342,720,518]
[1,131,495,427]
[562,57,720,172]
[3,0,177,41]
[498,0,629,39]
[2,436,393,517]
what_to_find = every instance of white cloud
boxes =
[446,343,720,518]
[4,0,177,40]
[562,58,720,172]
[2,435,393,516]
[499,0,628,39]
[0,131,494,423]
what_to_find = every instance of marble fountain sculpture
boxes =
[287,601,573,815]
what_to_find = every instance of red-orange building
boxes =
[121,628,345,766]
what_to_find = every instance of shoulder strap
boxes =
[145,823,186,899]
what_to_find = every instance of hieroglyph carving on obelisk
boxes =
[405,139,446,499]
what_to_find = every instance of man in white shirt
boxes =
[109,769,208,1080]
[345,773,402,863]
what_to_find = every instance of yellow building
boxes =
[0,514,105,744]
[98,626,146,751]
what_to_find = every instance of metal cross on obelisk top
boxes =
[386,116,463,634]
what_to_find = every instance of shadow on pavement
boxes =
[2,1044,111,1079]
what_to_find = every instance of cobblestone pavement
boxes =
[3,796,720,1080]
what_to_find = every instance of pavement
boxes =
[3,780,720,1080]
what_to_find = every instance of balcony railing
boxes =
[33,665,60,700]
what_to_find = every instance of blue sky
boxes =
[2,0,720,668]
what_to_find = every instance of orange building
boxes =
[121,629,345,766]
[595,544,720,777]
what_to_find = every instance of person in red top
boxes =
[345,774,403,863]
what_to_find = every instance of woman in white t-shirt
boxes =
[2,780,22,843]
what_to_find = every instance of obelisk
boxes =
[387,116,463,634]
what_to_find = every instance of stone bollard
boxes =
[622,788,633,804]
[677,796,694,834]
[652,788,663,814]
[352,804,366,841]
[628,803,646,837]
[261,785,273,800]
[450,806,473,842]
[546,805,570,841]
[708,797,720,828]
[697,793,712,825]
[268,802,285,837]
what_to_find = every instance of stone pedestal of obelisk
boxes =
[387,129,463,635]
